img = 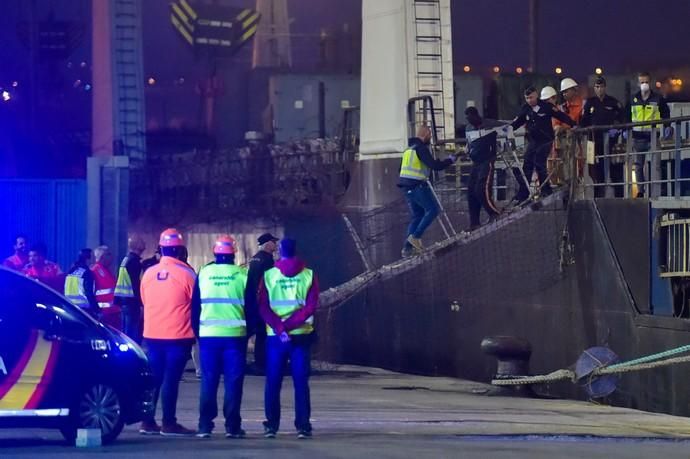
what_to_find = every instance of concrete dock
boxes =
[2,365,690,458]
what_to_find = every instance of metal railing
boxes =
[659,215,690,278]
[568,115,690,199]
[433,131,530,203]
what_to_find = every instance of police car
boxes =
[0,266,154,444]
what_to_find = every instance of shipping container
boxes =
[269,74,360,143]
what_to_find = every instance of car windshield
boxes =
[0,268,99,328]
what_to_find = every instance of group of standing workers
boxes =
[398,71,672,254]
[64,244,123,330]
[130,229,318,439]
[2,235,125,329]
[3,229,319,439]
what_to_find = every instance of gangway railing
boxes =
[568,115,690,200]
[408,95,441,146]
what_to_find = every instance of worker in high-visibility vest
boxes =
[398,125,458,257]
[91,245,121,330]
[191,235,248,439]
[629,71,671,198]
[115,235,146,343]
[64,248,100,318]
[258,238,319,439]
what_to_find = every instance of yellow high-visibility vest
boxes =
[399,147,429,181]
[198,263,248,337]
[114,264,134,297]
[631,96,661,132]
[264,267,314,336]
[64,268,90,309]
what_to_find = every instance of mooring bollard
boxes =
[481,336,534,397]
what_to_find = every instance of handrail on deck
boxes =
[565,115,690,200]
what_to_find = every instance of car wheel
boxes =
[60,383,124,445]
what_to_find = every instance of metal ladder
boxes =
[412,0,454,142]
[112,0,146,161]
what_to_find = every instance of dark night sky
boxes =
[140,0,690,79]
[3,0,690,84]
[1,0,688,175]
[452,0,690,77]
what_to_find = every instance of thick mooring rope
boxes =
[492,369,576,386]
[491,344,690,386]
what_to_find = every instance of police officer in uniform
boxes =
[246,232,280,374]
[64,248,100,318]
[192,235,249,439]
[629,71,671,197]
[464,107,501,231]
[510,87,575,202]
[115,235,146,343]
[581,76,625,196]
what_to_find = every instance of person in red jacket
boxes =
[23,242,63,291]
[258,238,319,439]
[91,245,121,330]
[3,235,29,271]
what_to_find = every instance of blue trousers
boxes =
[144,339,192,425]
[264,335,312,433]
[198,337,247,433]
[517,141,553,200]
[403,183,439,246]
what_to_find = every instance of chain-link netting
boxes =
[320,193,570,313]
[130,133,575,313]
[130,138,351,226]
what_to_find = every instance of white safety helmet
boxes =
[540,86,557,100]
[560,77,578,92]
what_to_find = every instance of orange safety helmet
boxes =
[159,228,184,247]
[213,235,236,255]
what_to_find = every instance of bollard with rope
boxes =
[491,344,690,398]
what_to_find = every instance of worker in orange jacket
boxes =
[3,235,29,271]
[555,77,584,128]
[553,78,585,179]
[91,245,121,330]
[139,228,197,437]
